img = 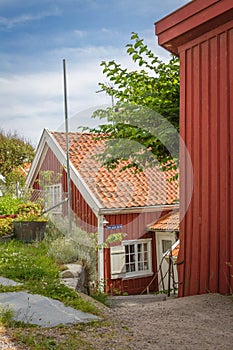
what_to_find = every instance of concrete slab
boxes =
[0,276,22,287]
[0,291,100,327]
[0,277,100,327]
[107,293,171,308]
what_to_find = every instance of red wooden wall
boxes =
[156,0,233,296]
[33,148,98,231]
[103,211,166,295]
[179,21,233,295]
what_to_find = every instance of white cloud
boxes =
[0,45,125,145]
[0,8,61,28]
[0,33,172,145]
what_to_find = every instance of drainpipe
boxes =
[97,215,105,290]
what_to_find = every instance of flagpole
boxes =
[63,59,72,235]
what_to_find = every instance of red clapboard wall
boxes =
[33,147,98,231]
[156,0,233,296]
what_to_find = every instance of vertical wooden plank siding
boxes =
[178,50,187,297]
[229,28,233,294]
[200,40,210,294]
[39,148,63,177]
[218,30,230,294]
[103,211,166,242]
[35,148,98,231]
[179,23,233,295]
[189,45,201,296]
[208,36,219,293]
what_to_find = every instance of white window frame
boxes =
[110,239,153,280]
[45,184,62,214]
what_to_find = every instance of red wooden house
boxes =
[156,0,233,296]
[26,129,178,294]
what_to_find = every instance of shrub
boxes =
[47,222,97,281]
[0,217,13,236]
[0,196,23,215]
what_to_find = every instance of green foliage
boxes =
[47,221,97,281]
[36,170,62,189]
[16,202,46,222]
[0,240,58,281]
[0,305,15,326]
[90,279,108,305]
[47,220,125,286]
[84,32,180,172]
[0,129,34,196]
[0,196,24,215]
[0,217,13,236]
[0,198,47,236]
[104,232,126,247]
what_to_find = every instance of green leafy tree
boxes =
[0,130,34,195]
[85,32,180,172]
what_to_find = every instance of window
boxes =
[162,239,173,254]
[45,184,62,214]
[110,239,153,279]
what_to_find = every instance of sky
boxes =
[0,0,189,147]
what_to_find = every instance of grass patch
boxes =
[0,239,98,315]
[0,305,15,326]
[4,319,132,350]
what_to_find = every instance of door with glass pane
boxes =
[155,232,177,291]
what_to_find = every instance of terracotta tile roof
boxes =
[51,132,179,209]
[148,210,179,231]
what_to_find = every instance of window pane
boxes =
[130,263,135,272]
[162,240,172,253]
[130,245,135,254]
[131,254,135,262]
[125,244,136,273]
[138,262,143,271]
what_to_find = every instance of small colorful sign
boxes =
[106,224,122,230]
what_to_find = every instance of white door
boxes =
[155,231,178,291]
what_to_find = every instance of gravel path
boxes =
[107,293,233,350]
[0,326,26,350]
[1,293,233,349]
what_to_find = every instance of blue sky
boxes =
[0,0,188,146]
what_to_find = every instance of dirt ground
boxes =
[1,293,233,349]
[106,293,233,349]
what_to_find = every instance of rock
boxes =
[60,263,88,294]
[60,270,74,278]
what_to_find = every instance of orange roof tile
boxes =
[51,132,179,209]
[149,210,179,231]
